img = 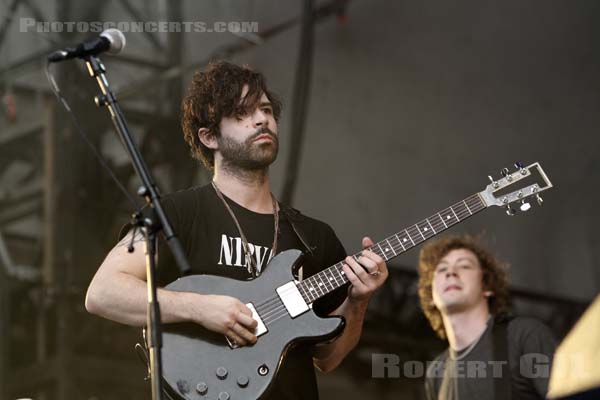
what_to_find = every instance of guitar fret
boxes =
[429,213,444,232]
[438,212,448,228]
[384,238,397,257]
[417,221,434,238]
[325,271,336,290]
[316,273,329,292]
[412,224,426,241]
[395,234,406,251]
[375,243,386,259]
[450,206,460,221]
[297,282,308,301]
[466,195,484,212]
[463,200,473,215]
[335,264,345,286]
[405,229,416,246]
[306,278,319,300]
[426,219,436,234]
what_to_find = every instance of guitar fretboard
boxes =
[296,193,486,304]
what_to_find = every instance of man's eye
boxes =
[262,107,272,114]
[436,267,447,273]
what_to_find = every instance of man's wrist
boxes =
[346,294,371,311]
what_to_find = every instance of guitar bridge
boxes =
[226,302,268,349]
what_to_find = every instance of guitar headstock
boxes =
[478,162,553,215]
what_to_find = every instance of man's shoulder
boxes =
[507,316,551,334]
[280,204,336,235]
[162,184,211,204]
[506,316,555,345]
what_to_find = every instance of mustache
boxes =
[249,127,277,141]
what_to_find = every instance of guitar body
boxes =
[161,249,345,400]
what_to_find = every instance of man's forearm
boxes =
[313,297,369,372]
[85,271,194,327]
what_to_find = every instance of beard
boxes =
[218,128,279,172]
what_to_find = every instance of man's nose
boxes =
[445,266,458,277]
[252,109,268,127]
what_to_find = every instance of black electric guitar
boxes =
[158,162,553,400]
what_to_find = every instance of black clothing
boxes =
[425,317,557,400]
[153,185,348,400]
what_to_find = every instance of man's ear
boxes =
[198,127,218,150]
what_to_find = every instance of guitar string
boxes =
[259,204,481,325]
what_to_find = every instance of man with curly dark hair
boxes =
[417,234,556,400]
[85,61,388,399]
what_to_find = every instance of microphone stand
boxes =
[83,55,191,400]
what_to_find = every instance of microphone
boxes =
[47,29,126,63]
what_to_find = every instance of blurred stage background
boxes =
[0,0,598,399]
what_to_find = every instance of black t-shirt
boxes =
[425,317,557,400]
[151,184,348,400]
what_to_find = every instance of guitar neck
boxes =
[297,192,487,304]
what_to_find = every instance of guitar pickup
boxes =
[226,302,268,349]
[276,281,309,318]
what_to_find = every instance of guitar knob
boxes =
[237,375,250,388]
[196,382,208,395]
[505,205,516,216]
[218,392,230,400]
[216,367,228,380]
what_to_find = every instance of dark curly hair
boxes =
[417,234,511,339]
[181,61,282,170]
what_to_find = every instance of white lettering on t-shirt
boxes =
[218,235,234,266]
[218,234,273,272]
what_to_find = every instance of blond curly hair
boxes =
[417,234,511,339]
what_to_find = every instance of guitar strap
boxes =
[492,316,512,400]
[279,203,317,258]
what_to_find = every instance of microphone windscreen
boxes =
[100,29,126,54]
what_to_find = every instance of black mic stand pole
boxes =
[83,55,192,400]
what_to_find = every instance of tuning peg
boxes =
[536,194,543,206]
[501,167,513,181]
[488,175,499,188]
[514,162,527,175]
[519,200,531,212]
[505,205,516,216]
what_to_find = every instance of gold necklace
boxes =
[211,181,279,278]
